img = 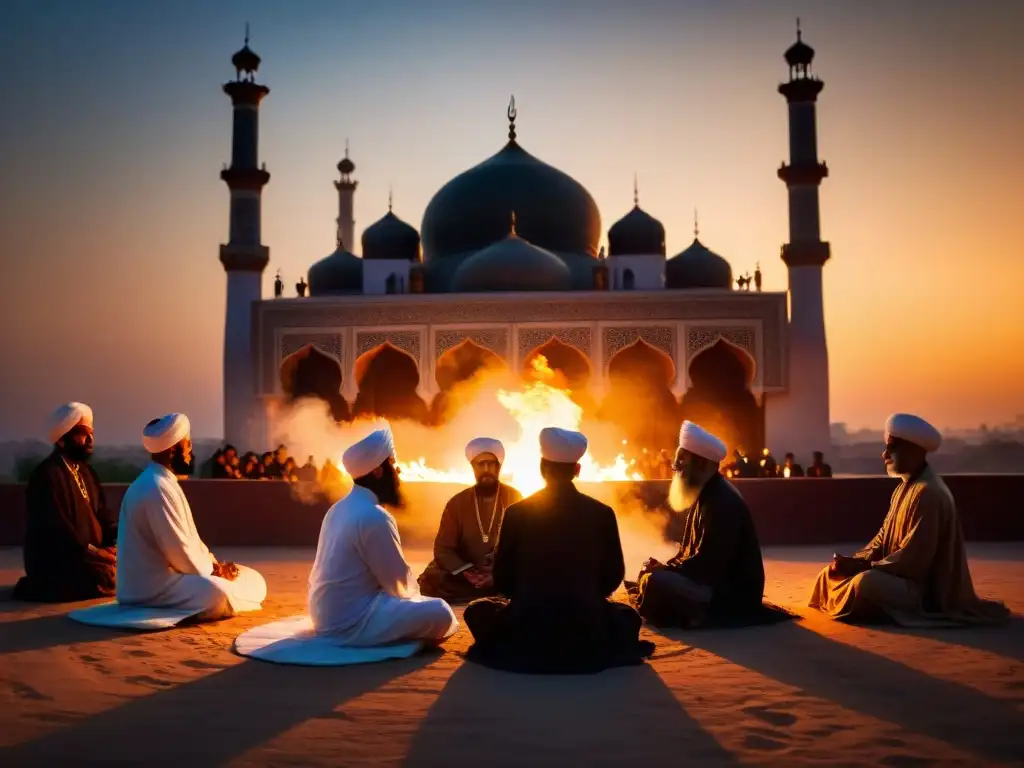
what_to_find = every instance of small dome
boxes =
[608,205,666,256]
[232,44,261,74]
[308,247,363,295]
[337,156,355,175]
[453,232,572,292]
[362,211,421,261]
[785,27,814,67]
[666,238,732,289]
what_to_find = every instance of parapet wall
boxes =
[0,475,1021,549]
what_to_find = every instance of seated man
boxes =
[14,403,118,602]
[418,437,523,602]
[634,421,790,628]
[308,426,457,646]
[117,414,267,621]
[809,413,1011,625]
[464,427,654,674]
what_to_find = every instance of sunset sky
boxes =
[1,0,1022,444]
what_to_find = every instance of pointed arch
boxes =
[279,344,350,422]
[680,339,763,457]
[353,342,427,422]
[435,338,507,393]
[523,337,592,391]
[601,339,679,458]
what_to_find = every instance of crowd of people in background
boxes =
[202,443,344,489]
[200,442,834,484]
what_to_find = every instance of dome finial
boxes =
[244,21,250,46]
[388,185,393,212]
[344,138,349,158]
[796,17,801,42]
[510,210,517,236]
[693,207,700,239]
[633,173,639,207]
[507,95,517,142]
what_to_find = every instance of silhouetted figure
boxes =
[385,273,398,294]
[754,263,762,292]
[297,455,318,484]
[779,452,804,477]
[274,271,284,298]
[807,451,833,478]
[296,277,308,297]
[622,269,635,290]
[758,448,777,478]
[259,451,276,479]
[725,448,755,478]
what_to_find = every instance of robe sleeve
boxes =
[361,512,415,598]
[869,489,942,581]
[667,498,742,588]
[26,465,88,556]
[600,506,627,597]
[144,484,215,576]
[492,505,520,597]
[853,486,901,560]
[433,495,468,574]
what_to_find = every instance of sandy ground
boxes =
[0,545,1022,767]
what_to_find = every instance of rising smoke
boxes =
[268,360,680,575]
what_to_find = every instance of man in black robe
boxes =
[464,427,654,674]
[13,403,118,602]
[634,421,791,628]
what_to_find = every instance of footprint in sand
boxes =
[805,724,853,737]
[78,654,111,674]
[127,650,155,658]
[181,659,229,670]
[9,681,53,702]
[125,675,174,688]
[743,734,789,752]
[742,704,798,727]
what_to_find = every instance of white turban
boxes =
[465,437,505,465]
[142,413,191,454]
[48,402,93,444]
[539,427,588,464]
[885,413,942,453]
[342,426,396,478]
[678,421,727,463]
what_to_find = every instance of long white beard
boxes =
[668,474,703,513]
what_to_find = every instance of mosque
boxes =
[218,26,832,464]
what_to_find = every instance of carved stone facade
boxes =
[258,291,788,400]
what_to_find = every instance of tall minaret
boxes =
[335,140,357,250]
[219,26,270,448]
[771,20,831,460]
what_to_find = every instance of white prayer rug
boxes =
[67,601,201,630]
[234,616,424,666]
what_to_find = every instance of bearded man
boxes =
[116,414,267,621]
[308,426,458,646]
[13,403,118,602]
[809,413,1011,625]
[635,421,789,628]
[417,437,523,602]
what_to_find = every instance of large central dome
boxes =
[421,111,601,261]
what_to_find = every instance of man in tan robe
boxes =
[809,413,1011,626]
[417,438,522,602]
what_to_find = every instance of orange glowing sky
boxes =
[0,1,1022,443]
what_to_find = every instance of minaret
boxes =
[219,26,270,448]
[771,19,831,460]
[335,140,357,250]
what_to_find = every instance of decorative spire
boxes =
[510,210,518,236]
[507,95,517,142]
[693,208,700,239]
[796,17,801,42]
[336,225,344,249]
[344,138,349,158]
[245,21,250,46]
[633,173,639,207]
[388,186,393,212]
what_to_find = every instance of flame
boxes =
[392,355,643,495]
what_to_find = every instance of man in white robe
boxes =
[116,414,267,621]
[308,426,458,646]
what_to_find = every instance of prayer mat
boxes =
[233,616,425,666]
[68,601,201,630]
